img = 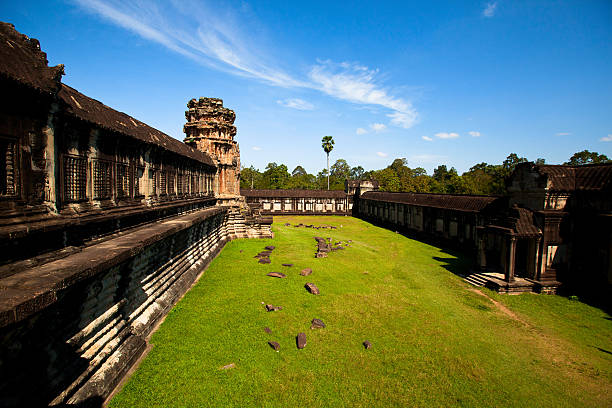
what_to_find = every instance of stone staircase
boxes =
[463,273,489,287]
[225,205,273,239]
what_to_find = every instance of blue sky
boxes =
[2,1,611,174]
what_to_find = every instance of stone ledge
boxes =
[0,206,226,329]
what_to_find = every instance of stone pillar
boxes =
[478,235,487,273]
[506,235,517,283]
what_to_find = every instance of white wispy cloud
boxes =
[422,136,433,141]
[556,132,571,136]
[277,98,314,110]
[309,60,418,128]
[483,2,498,18]
[601,134,612,142]
[376,152,388,158]
[370,123,387,133]
[435,132,460,139]
[72,0,418,128]
[252,146,262,151]
[468,131,481,137]
[356,127,367,135]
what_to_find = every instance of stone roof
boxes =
[241,189,348,198]
[58,84,215,166]
[509,206,541,237]
[361,191,498,212]
[0,22,64,94]
[514,163,612,192]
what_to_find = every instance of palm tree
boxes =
[321,136,335,190]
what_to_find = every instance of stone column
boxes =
[478,235,487,273]
[506,235,517,282]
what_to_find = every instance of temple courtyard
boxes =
[110,216,611,407]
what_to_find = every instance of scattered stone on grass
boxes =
[284,223,291,226]
[282,263,293,267]
[259,251,272,256]
[258,258,271,264]
[240,250,243,253]
[311,318,326,329]
[268,341,280,351]
[267,272,286,278]
[296,332,307,349]
[264,327,272,333]
[305,282,320,295]
[220,363,236,370]
[265,246,276,250]
[300,268,312,276]
[315,252,327,258]
[363,340,372,349]
[265,304,283,312]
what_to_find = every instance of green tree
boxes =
[240,165,261,189]
[262,163,289,189]
[350,166,365,180]
[565,150,610,165]
[291,166,307,177]
[321,136,335,190]
[502,153,528,174]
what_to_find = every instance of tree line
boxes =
[240,150,610,196]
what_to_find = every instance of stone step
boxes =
[464,274,488,287]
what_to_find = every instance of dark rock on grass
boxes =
[296,332,307,349]
[258,258,271,264]
[265,304,282,312]
[282,263,293,267]
[267,272,286,278]
[304,282,320,295]
[363,340,372,349]
[264,327,272,334]
[284,223,291,226]
[311,318,326,329]
[265,246,276,250]
[259,251,272,256]
[300,268,312,276]
[315,252,327,258]
[268,341,280,351]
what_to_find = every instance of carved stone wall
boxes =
[0,207,233,406]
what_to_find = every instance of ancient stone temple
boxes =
[184,98,242,205]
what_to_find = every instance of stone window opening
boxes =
[116,163,129,199]
[93,159,112,200]
[160,171,167,196]
[63,155,87,202]
[148,168,157,196]
[0,137,17,197]
[134,166,145,197]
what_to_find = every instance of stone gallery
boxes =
[0,22,610,407]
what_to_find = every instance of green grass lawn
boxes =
[110,216,612,407]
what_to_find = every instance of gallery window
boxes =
[64,155,87,202]
[93,159,112,200]
[0,138,17,197]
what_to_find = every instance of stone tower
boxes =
[183,97,242,205]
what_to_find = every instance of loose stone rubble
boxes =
[363,340,372,349]
[304,282,320,295]
[265,304,282,312]
[266,272,286,278]
[220,363,236,370]
[300,268,312,276]
[282,263,293,267]
[268,341,280,351]
[296,332,307,349]
[310,318,326,329]
[264,327,272,333]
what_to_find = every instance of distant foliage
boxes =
[564,150,610,165]
[240,150,609,195]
